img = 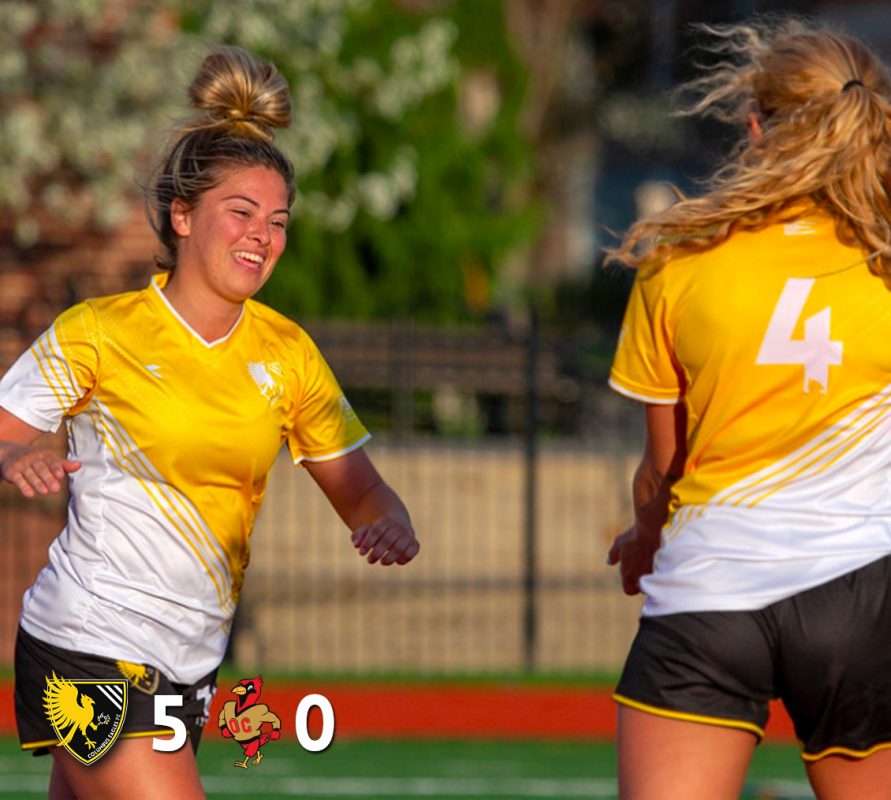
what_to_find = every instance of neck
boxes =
[161,273,244,343]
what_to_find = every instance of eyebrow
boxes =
[222,194,290,217]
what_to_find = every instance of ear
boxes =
[747,111,763,144]
[170,198,192,237]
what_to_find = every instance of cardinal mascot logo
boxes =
[43,672,128,765]
[218,675,281,768]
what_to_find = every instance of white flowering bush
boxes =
[3,0,537,319]
[187,0,458,232]
[0,0,183,243]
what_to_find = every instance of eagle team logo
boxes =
[218,675,281,769]
[43,673,127,765]
[116,660,160,694]
[247,361,284,404]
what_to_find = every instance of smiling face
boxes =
[170,164,290,307]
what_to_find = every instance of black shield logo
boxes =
[43,672,128,765]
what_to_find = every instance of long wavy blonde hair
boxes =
[607,19,891,279]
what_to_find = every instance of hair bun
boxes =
[187,45,291,141]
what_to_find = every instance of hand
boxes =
[270,729,281,740]
[0,443,81,498]
[351,515,420,566]
[607,525,660,596]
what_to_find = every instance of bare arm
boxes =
[0,407,81,498]
[304,448,419,566]
[607,402,686,595]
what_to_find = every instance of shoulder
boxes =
[67,285,154,323]
[244,298,308,343]
[242,299,326,369]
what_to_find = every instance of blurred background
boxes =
[3,0,891,680]
[1,1,889,796]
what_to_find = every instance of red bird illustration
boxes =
[218,675,281,768]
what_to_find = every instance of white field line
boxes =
[0,775,816,798]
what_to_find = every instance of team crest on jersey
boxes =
[247,361,284,404]
[339,395,358,423]
[116,661,160,694]
[43,672,128,765]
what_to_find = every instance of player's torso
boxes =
[71,282,300,554]
[664,214,891,508]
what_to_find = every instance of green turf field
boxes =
[0,736,815,799]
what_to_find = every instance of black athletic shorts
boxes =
[614,553,891,761]
[15,626,217,756]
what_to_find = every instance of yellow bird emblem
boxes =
[116,660,159,693]
[43,672,99,750]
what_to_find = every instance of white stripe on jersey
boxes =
[711,382,891,511]
[85,399,236,617]
[645,384,891,616]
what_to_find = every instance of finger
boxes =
[380,535,415,566]
[368,527,405,564]
[62,460,82,474]
[355,525,385,556]
[351,526,369,548]
[20,465,52,495]
[357,520,393,558]
[621,567,641,596]
[354,521,389,554]
[392,538,420,565]
[606,543,619,566]
[7,472,36,499]
[32,462,62,493]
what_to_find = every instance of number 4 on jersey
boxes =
[755,278,842,393]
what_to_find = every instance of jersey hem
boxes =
[612,693,765,740]
[640,551,891,617]
[17,618,218,688]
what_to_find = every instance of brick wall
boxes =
[0,204,159,659]
[0,204,158,370]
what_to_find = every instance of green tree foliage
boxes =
[2,0,539,322]
[191,0,538,322]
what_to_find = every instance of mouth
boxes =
[232,250,266,273]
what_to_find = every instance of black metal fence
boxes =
[234,315,644,676]
[0,314,646,675]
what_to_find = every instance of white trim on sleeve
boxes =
[607,378,679,406]
[292,432,372,465]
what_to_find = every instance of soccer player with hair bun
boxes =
[0,44,418,799]
[607,18,891,799]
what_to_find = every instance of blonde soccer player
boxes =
[0,45,418,799]
[607,17,891,800]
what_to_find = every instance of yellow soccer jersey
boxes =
[0,274,369,683]
[610,209,891,615]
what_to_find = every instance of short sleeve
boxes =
[285,332,370,464]
[0,302,99,432]
[609,266,684,404]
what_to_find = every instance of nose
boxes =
[247,218,271,246]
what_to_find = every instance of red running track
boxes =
[0,680,798,741]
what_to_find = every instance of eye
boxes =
[271,219,288,230]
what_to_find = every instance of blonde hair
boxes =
[146,45,295,270]
[608,19,891,279]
